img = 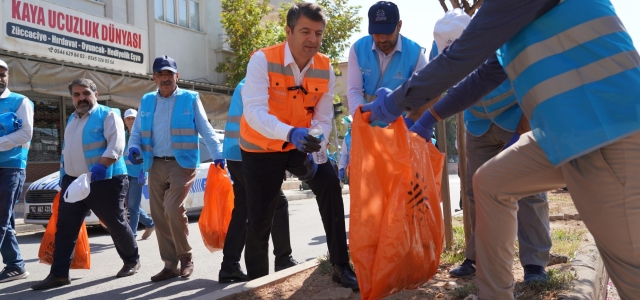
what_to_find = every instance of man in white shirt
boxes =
[239,2,357,290]
[0,59,33,284]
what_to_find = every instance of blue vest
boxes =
[60,105,127,178]
[354,35,422,102]
[139,90,200,171]
[344,128,352,153]
[125,132,143,176]
[498,0,640,166]
[0,92,32,168]
[464,80,522,137]
[222,79,245,161]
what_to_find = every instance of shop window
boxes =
[30,99,62,162]
[155,0,199,31]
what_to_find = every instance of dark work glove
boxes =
[90,164,108,182]
[288,128,322,153]
[297,153,318,181]
[128,147,142,165]
[409,110,437,143]
[338,168,345,181]
[214,159,226,169]
[137,169,147,186]
[360,87,403,125]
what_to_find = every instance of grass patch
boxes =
[452,282,478,299]
[514,269,575,299]
[317,252,333,275]
[440,223,467,265]
[551,228,586,258]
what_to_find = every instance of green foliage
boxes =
[440,223,466,265]
[218,0,362,87]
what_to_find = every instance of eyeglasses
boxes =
[287,85,308,95]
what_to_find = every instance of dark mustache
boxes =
[77,100,90,106]
[161,81,172,86]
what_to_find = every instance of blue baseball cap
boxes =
[153,55,178,73]
[368,1,399,35]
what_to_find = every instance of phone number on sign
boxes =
[51,48,115,65]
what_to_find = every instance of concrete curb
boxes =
[559,232,608,300]
[192,258,320,300]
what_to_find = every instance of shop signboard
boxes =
[1,0,148,74]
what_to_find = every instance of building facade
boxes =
[0,0,235,182]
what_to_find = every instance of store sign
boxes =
[1,0,148,74]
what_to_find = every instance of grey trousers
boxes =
[474,131,640,299]
[465,124,551,267]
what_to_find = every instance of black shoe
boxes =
[218,263,248,283]
[449,259,476,277]
[117,261,141,278]
[523,264,548,284]
[275,257,299,272]
[332,264,359,291]
[31,274,71,291]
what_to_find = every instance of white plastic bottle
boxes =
[308,120,328,164]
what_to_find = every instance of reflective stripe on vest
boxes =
[498,0,640,165]
[354,35,422,102]
[0,92,32,169]
[239,42,332,153]
[222,79,245,161]
[60,105,127,178]
[464,80,522,137]
[139,89,201,170]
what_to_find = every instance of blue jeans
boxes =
[0,168,26,270]
[126,175,154,237]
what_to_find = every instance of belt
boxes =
[153,156,176,161]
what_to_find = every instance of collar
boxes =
[371,34,404,54]
[284,42,315,70]
[0,88,10,99]
[73,103,100,118]
[156,86,180,99]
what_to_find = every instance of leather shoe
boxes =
[218,263,248,283]
[150,268,179,282]
[117,261,141,278]
[179,257,194,278]
[275,257,299,272]
[524,264,548,284]
[332,264,359,291]
[31,274,71,290]
[140,227,155,240]
[449,259,476,277]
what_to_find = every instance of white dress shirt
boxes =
[242,42,336,143]
[0,88,34,153]
[347,35,427,115]
[63,105,125,177]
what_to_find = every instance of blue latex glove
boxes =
[214,159,226,169]
[409,110,437,143]
[137,169,147,186]
[503,132,521,150]
[288,128,322,153]
[403,117,415,128]
[90,164,108,182]
[128,147,142,165]
[338,168,345,181]
[360,88,403,125]
[297,154,318,181]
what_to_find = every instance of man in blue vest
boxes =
[0,59,32,283]
[362,0,640,298]
[347,1,426,119]
[32,78,139,290]
[428,13,552,283]
[218,79,296,283]
[127,56,224,282]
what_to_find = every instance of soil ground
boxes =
[233,189,590,300]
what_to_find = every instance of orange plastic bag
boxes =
[199,164,235,252]
[38,192,91,269]
[350,110,445,300]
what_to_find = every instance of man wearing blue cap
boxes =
[127,55,224,282]
[0,59,33,284]
[362,0,640,298]
[346,1,426,120]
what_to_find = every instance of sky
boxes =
[340,0,640,59]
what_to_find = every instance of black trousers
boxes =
[221,160,292,271]
[51,175,139,277]
[241,149,349,279]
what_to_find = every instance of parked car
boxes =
[23,133,224,227]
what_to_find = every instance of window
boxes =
[155,0,199,30]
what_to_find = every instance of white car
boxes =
[23,133,224,227]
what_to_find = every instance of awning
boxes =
[0,54,232,120]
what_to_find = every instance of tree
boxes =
[437,0,483,16]
[217,0,362,87]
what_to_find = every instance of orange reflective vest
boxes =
[239,42,332,152]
